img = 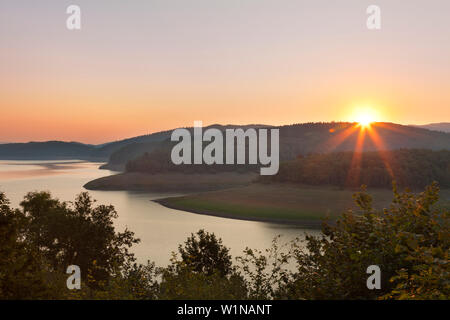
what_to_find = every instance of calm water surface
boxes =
[0,160,319,266]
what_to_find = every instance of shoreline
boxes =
[83,172,258,192]
[153,197,324,228]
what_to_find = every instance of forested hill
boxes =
[0,122,449,161]
[105,124,270,169]
[260,149,450,189]
[277,122,450,161]
[124,122,450,173]
[0,130,172,160]
[0,141,95,160]
[412,122,450,133]
[89,129,172,160]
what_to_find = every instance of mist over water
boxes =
[0,160,318,266]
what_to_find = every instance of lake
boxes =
[0,160,319,267]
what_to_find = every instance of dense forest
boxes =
[277,122,449,160]
[125,142,262,174]
[118,122,450,170]
[1,122,448,165]
[121,123,449,178]
[1,183,448,299]
[126,147,449,190]
[261,149,450,189]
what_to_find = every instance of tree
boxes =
[158,230,246,299]
[20,191,140,286]
[178,229,233,277]
[274,182,449,299]
[158,265,247,300]
[0,192,53,299]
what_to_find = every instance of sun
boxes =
[356,114,374,127]
[352,107,379,128]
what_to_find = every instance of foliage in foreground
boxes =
[280,182,449,299]
[0,182,448,300]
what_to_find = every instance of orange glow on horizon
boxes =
[351,106,380,128]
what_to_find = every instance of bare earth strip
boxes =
[84,172,257,192]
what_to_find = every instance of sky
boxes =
[1,0,449,144]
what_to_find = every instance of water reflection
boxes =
[0,160,319,267]
[0,160,96,179]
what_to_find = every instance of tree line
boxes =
[1,182,448,299]
[261,149,450,189]
[125,147,449,190]
[105,122,450,169]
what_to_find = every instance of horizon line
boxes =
[1,121,448,146]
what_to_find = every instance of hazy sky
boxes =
[1,0,449,143]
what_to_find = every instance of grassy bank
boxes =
[156,183,450,226]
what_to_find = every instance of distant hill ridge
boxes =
[0,141,95,160]
[0,131,172,161]
[411,122,450,133]
[123,122,450,175]
[0,122,448,164]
